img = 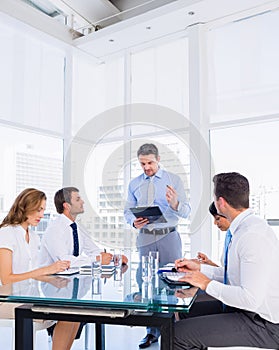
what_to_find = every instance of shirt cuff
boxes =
[177,201,181,212]
[205,279,223,300]
[200,264,215,279]
[169,201,182,214]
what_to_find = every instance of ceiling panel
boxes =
[2,0,279,59]
[75,0,279,58]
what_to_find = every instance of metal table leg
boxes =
[15,306,34,350]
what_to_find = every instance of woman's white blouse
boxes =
[0,225,40,275]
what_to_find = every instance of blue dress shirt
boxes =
[124,168,190,229]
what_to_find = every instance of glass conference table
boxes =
[0,264,198,350]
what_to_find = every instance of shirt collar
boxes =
[18,225,27,235]
[229,208,254,235]
[61,213,74,226]
[143,167,163,180]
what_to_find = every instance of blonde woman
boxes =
[0,188,80,350]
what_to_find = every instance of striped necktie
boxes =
[147,176,155,206]
[146,177,155,229]
[70,222,79,257]
[223,229,232,285]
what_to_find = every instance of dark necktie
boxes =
[70,222,79,257]
[223,229,232,285]
[72,277,79,299]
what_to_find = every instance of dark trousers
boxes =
[175,293,279,350]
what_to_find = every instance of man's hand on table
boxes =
[174,257,211,290]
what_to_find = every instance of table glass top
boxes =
[0,264,198,313]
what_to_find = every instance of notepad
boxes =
[158,266,176,273]
[160,272,191,286]
[55,268,79,275]
[163,272,186,282]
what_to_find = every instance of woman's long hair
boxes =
[0,188,46,228]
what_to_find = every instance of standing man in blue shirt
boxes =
[124,143,191,348]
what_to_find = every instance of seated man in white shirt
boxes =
[174,172,279,350]
[40,187,127,268]
[40,186,128,340]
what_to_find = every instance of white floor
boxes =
[0,323,271,350]
[0,323,160,350]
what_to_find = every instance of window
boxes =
[83,140,127,248]
[0,20,64,133]
[210,120,279,261]
[0,126,63,221]
[128,38,191,254]
[0,196,4,211]
[208,11,279,122]
[72,53,125,135]
[131,38,189,116]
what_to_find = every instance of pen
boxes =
[56,256,69,270]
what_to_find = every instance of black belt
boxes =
[140,226,176,235]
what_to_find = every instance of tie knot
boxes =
[70,222,77,231]
[227,229,232,239]
[224,229,232,249]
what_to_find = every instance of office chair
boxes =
[0,318,52,350]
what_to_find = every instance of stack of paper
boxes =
[79,264,116,275]
[101,264,116,275]
[79,265,92,275]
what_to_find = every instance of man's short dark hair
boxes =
[137,143,159,158]
[54,187,79,214]
[213,172,249,209]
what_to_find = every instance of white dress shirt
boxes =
[40,214,101,268]
[0,225,40,275]
[202,209,279,323]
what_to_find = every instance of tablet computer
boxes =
[130,206,167,224]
